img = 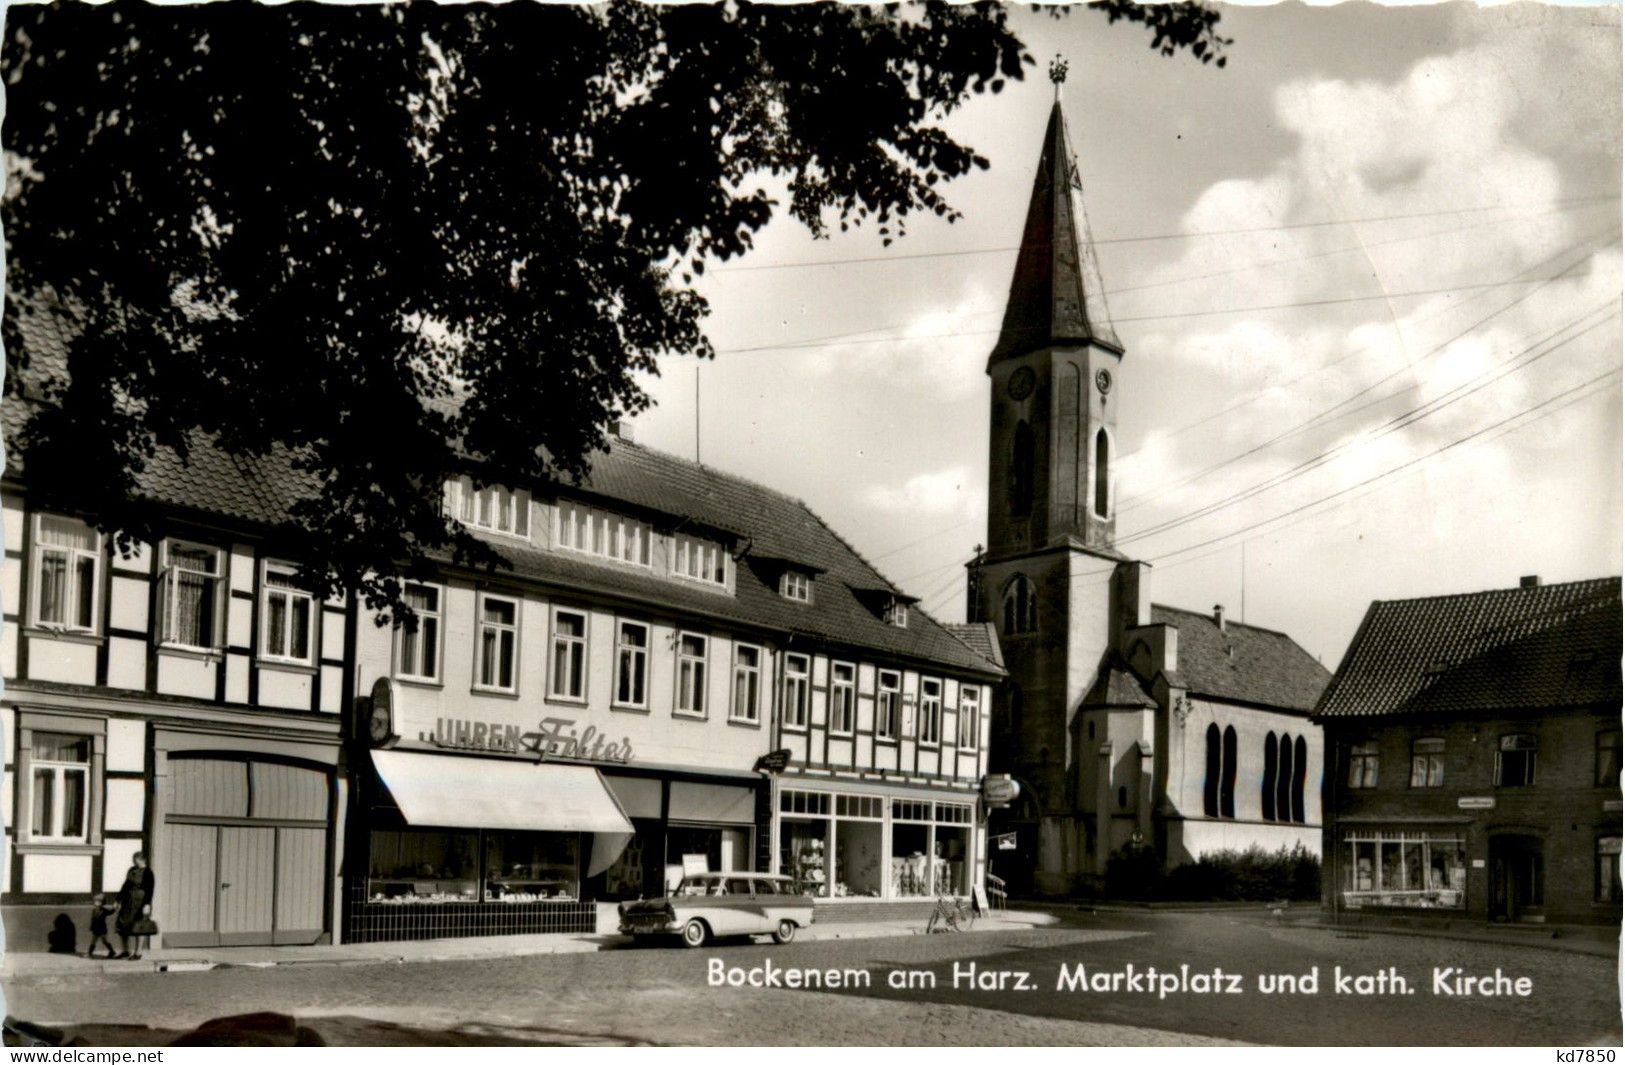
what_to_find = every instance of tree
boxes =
[2,0,1229,618]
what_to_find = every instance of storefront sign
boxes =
[754,749,792,774]
[420,716,635,764]
[993,832,1018,851]
[1457,796,1495,810]
[981,774,1020,808]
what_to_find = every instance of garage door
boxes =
[158,757,331,947]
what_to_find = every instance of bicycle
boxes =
[925,889,976,933]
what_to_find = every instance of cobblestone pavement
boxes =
[4,911,1618,1046]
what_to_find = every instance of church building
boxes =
[971,64,1332,896]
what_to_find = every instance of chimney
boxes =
[1213,604,1226,632]
[1519,575,1541,589]
[609,419,634,443]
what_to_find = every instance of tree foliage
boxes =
[3,0,1229,617]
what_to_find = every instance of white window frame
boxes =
[158,540,225,651]
[874,669,900,740]
[28,733,91,844]
[731,643,762,724]
[674,632,708,719]
[782,653,810,731]
[884,600,909,628]
[830,662,856,736]
[673,534,729,587]
[612,618,651,709]
[549,606,589,702]
[259,560,317,666]
[919,678,942,747]
[780,571,812,603]
[555,501,650,567]
[447,476,531,540]
[31,514,102,633]
[958,685,981,749]
[393,582,444,683]
[473,592,521,694]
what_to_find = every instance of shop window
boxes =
[367,828,480,903]
[1262,731,1278,821]
[1495,733,1537,787]
[871,668,897,739]
[1596,837,1621,904]
[1203,724,1220,817]
[1220,726,1237,819]
[958,686,981,749]
[549,607,588,701]
[832,663,858,738]
[675,632,707,718]
[260,561,315,665]
[891,819,932,897]
[1348,740,1379,789]
[394,583,443,682]
[918,678,942,747]
[780,800,829,898]
[780,571,812,603]
[1001,574,1038,635]
[474,593,519,693]
[1275,732,1293,824]
[159,540,224,650]
[484,831,580,902]
[935,819,970,896]
[731,644,761,723]
[1410,737,1445,789]
[29,732,90,843]
[833,799,883,898]
[32,514,101,632]
[613,619,650,708]
[446,476,531,539]
[782,653,810,731]
[1340,831,1466,910]
[1292,735,1308,824]
[1597,729,1622,788]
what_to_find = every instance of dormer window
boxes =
[884,600,908,628]
[674,534,727,587]
[780,570,812,603]
[557,500,651,567]
[446,476,531,539]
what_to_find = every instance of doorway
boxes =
[1489,835,1544,922]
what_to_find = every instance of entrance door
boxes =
[1489,835,1545,922]
[217,827,276,944]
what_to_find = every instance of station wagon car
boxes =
[617,872,815,948]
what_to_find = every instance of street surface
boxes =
[5,910,1619,1046]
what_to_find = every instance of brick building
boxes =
[1313,575,1622,925]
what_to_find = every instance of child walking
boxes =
[86,893,116,959]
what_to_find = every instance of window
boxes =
[1001,575,1038,635]
[782,653,810,730]
[159,541,223,650]
[674,534,728,586]
[549,608,588,701]
[1009,419,1034,517]
[1597,837,1622,904]
[613,620,649,708]
[958,686,980,749]
[1262,731,1278,821]
[1275,732,1293,823]
[395,583,443,682]
[1348,741,1379,789]
[1220,725,1237,819]
[1495,733,1537,787]
[30,733,90,843]
[884,600,909,628]
[446,477,531,539]
[260,562,315,665]
[32,515,100,632]
[780,571,812,603]
[918,678,942,746]
[831,663,857,735]
[556,501,650,567]
[1597,730,1621,787]
[675,633,707,718]
[1093,427,1111,519]
[1341,830,1467,910]
[475,594,519,692]
[1410,738,1445,788]
[1203,724,1221,817]
[871,668,897,740]
[731,644,761,723]
[1292,735,1307,824]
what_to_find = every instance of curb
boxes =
[1284,919,1618,957]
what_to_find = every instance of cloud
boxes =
[863,465,976,517]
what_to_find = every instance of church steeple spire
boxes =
[989,59,1122,365]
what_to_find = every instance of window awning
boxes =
[372,750,634,835]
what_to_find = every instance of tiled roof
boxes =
[1080,662,1157,709]
[944,622,1005,671]
[1314,577,1621,719]
[1149,604,1331,712]
[4,298,1000,678]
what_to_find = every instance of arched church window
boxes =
[1001,574,1038,635]
[1203,724,1220,818]
[1220,725,1238,819]
[1262,731,1278,822]
[1277,732,1294,825]
[1009,420,1035,517]
[1093,427,1110,518]
[1292,735,1308,823]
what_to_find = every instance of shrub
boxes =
[1162,843,1321,902]
[1104,839,1164,900]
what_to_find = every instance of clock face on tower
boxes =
[1095,368,1113,395]
[1007,366,1036,401]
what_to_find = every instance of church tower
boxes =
[978,59,1144,895]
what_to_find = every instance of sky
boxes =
[623,2,1624,668]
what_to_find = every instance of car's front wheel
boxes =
[772,919,797,945]
[680,919,709,948]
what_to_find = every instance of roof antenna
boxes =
[1049,54,1069,103]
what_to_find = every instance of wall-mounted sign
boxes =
[1457,796,1496,810]
[993,832,1018,851]
[420,715,635,764]
[367,677,398,747]
[982,774,1020,808]
[754,749,792,774]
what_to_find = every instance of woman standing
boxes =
[115,851,156,960]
